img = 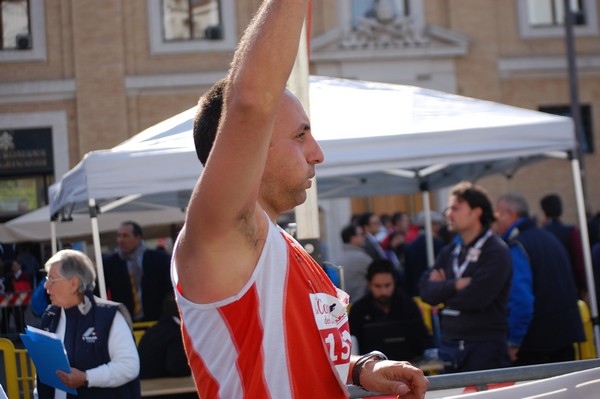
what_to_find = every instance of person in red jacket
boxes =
[7,258,32,333]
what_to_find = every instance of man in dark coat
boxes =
[540,193,587,298]
[138,293,191,379]
[102,221,171,322]
[419,182,513,373]
[403,211,446,297]
[350,259,430,362]
[497,193,585,366]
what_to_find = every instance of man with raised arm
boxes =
[171,1,428,398]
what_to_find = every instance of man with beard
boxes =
[349,260,429,362]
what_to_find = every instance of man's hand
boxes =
[429,268,446,282]
[508,345,519,363]
[455,277,472,290]
[360,359,428,399]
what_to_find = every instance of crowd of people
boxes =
[0,191,597,393]
[0,187,597,397]
[337,181,594,375]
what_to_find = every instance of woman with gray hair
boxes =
[36,249,140,399]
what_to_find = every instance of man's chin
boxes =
[375,297,392,306]
[295,190,308,206]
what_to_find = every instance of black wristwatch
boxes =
[352,350,388,388]
[83,372,89,388]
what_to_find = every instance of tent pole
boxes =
[89,198,107,299]
[570,156,599,354]
[50,219,57,255]
[290,19,322,261]
[421,186,434,267]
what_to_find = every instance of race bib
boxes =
[309,290,351,381]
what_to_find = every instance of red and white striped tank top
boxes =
[172,218,351,399]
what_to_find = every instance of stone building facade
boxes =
[1,0,599,235]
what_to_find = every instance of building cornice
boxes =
[498,55,600,78]
[124,71,227,94]
[0,71,229,104]
[0,80,76,104]
[310,25,469,63]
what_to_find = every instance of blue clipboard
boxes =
[20,326,77,395]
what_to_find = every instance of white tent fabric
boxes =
[48,107,200,216]
[47,76,576,215]
[310,77,575,197]
[4,76,577,245]
[0,204,185,243]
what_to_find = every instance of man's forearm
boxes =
[229,0,310,99]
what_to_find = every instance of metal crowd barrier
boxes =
[0,292,32,335]
[0,292,32,308]
[348,358,600,398]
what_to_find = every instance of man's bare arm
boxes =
[175,0,310,303]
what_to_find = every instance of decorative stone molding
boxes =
[342,8,429,49]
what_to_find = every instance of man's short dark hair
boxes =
[122,221,143,238]
[391,211,407,226]
[341,224,359,244]
[357,212,375,229]
[193,78,228,166]
[366,259,396,282]
[540,194,563,218]
[451,181,496,228]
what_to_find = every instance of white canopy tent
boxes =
[0,203,185,243]
[3,76,595,349]
[47,76,580,214]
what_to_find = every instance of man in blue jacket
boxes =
[496,192,585,366]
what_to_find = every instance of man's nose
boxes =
[308,138,324,165]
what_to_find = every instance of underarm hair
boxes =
[238,209,262,249]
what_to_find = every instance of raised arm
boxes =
[175,0,310,303]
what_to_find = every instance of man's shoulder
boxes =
[524,224,562,243]
[349,296,371,315]
[518,226,571,257]
[343,244,370,255]
[102,252,121,263]
[437,241,455,256]
[143,248,172,263]
[483,233,508,248]
[102,253,125,272]
[480,235,511,260]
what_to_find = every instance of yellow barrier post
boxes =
[1,338,35,399]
